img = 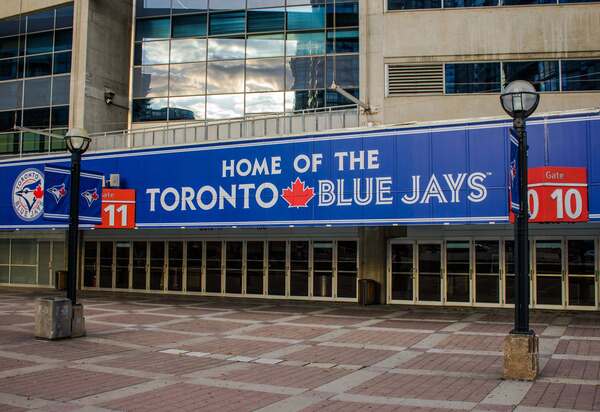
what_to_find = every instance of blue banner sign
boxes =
[1,112,599,229]
[509,128,520,213]
[43,166,103,224]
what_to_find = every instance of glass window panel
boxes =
[536,240,562,274]
[0,16,22,37]
[206,93,244,120]
[568,240,595,275]
[54,29,72,52]
[286,0,326,4]
[327,29,358,54]
[445,62,501,94]
[51,106,69,127]
[286,32,325,56]
[26,32,53,54]
[503,61,559,92]
[55,5,74,28]
[136,0,172,17]
[0,58,24,81]
[132,97,168,122]
[207,37,245,60]
[0,111,19,132]
[171,38,207,62]
[135,17,170,41]
[27,10,54,33]
[172,13,207,38]
[387,0,441,9]
[169,96,205,120]
[326,54,359,88]
[11,266,37,284]
[285,89,324,111]
[133,65,169,98]
[334,1,358,27]
[286,56,325,90]
[11,239,36,265]
[503,0,555,4]
[325,88,357,107]
[0,133,19,154]
[21,131,48,153]
[446,241,470,274]
[52,75,70,105]
[0,239,9,264]
[209,0,246,9]
[53,51,71,74]
[25,53,52,77]
[246,92,285,115]
[246,58,285,92]
[134,42,142,65]
[170,62,206,95]
[0,81,23,110]
[24,77,51,107]
[50,128,67,151]
[475,241,499,274]
[0,36,21,58]
[248,0,285,7]
[207,60,245,93]
[141,40,171,65]
[172,0,208,14]
[561,60,600,91]
[287,5,326,31]
[559,0,600,2]
[247,8,286,33]
[209,11,246,35]
[444,0,498,6]
[247,34,285,58]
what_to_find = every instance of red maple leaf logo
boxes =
[91,191,99,201]
[33,184,44,200]
[281,178,315,208]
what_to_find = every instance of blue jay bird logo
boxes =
[47,183,67,204]
[12,169,45,221]
[81,188,99,207]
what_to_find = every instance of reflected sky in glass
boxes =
[206,94,244,119]
[170,38,206,63]
[207,38,245,60]
[245,58,285,92]
[169,96,205,120]
[246,92,284,114]
[286,32,325,56]
[142,40,170,65]
[247,34,285,58]
[169,62,206,96]
[207,60,244,94]
[133,65,169,98]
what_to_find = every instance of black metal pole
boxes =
[513,116,530,335]
[67,150,81,305]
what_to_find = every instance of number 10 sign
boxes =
[526,167,588,223]
[97,188,136,229]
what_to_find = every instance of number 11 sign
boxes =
[97,188,136,229]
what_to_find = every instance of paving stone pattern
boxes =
[0,288,599,411]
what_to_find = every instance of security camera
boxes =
[104,89,115,105]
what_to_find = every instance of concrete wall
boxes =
[0,0,70,19]
[363,2,600,125]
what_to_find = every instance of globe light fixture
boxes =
[65,128,91,154]
[500,80,540,119]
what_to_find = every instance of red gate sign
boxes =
[513,167,588,223]
[97,189,136,229]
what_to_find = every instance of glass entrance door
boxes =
[268,241,286,296]
[567,239,596,308]
[186,241,202,292]
[99,241,114,288]
[475,240,500,304]
[246,241,264,295]
[391,243,414,301]
[132,242,147,290]
[115,242,130,289]
[149,241,165,291]
[417,243,442,302]
[535,239,564,307]
[504,240,515,305]
[83,242,98,288]
[337,241,357,299]
[225,241,243,294]
[205,241,222,293]
[168,241,183,291]
[313,242,333,298]
[446,241,471,303]
[290,241,309,296]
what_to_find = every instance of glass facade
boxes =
[388,0,598,10]
[0,239,65,286]
[0,4,73,156]
[132,0,359,123]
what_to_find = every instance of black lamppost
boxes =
[65,128,91,304]
[500,80,540,335]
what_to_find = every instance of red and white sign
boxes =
[97,189,136,229]
[511,167,588,223]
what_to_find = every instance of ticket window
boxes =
[475,241,500,304]
[535,240,564,306]
[567,239,596,307]
[268,241,286,296]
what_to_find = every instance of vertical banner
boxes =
[43,165,104,223]
[509,128,520,214]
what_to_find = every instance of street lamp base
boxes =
[71,303,86,338]
[503,332,539,381]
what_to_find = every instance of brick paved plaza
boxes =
[0,289,599,412]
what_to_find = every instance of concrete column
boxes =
[69,0,90,129]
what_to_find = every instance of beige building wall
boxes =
[0,0,70,19]
[362,2,600,125]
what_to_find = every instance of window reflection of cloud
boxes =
[171,0,207,11]
[169,63,206,96]
[207,38,245,60]
[169,96,205,120]
[246,59,285,92]
[134,66,168,98]
[246,38,285,58]
[207,60,244,94]
[246,92,284,114]
[285,57,324,90]
[142,41,170,65]
[170,39,206,63]
[206,94,244,120]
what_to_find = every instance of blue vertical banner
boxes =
[509,128,520,213]
[43,165,103,223]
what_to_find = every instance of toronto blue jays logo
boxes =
[509,159,517,185]
[47,183,67,204]
[81,188,99,207]
[12,168,44,221]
